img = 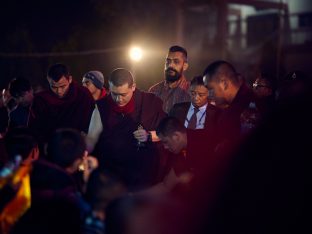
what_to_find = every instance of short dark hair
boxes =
[4,127,38,161]
[203,60,239,86]
[156,116,186,137]
[8,77,32,98]
[46,128,86,169]
[169,45,188,61]
[47,63,70,82]
[190,75,206,87]
[109,68,134,87]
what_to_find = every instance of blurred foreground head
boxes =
[46,128,86,173]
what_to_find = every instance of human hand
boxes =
[78,152,99,182]
[133,128,149,142]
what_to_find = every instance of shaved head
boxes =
[203,60,240,87]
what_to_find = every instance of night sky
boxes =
[1,1,92,50]
[0,0,177,90]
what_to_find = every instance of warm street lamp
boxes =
[129,47,143,62]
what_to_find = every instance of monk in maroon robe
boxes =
[29,63,95,144]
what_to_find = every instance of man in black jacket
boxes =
[169,75,220,131]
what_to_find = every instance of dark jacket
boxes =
[9,105,31,129]
[169,102,221,131]
[217,83,255,148]
[30,159,78,202]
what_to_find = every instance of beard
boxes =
[165,68,182,82]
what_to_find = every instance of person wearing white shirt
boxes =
[169,76,220,130]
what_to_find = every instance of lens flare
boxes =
[129,47,143,61]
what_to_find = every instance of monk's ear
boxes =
[219,78,228,91]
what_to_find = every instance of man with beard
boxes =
[149,45,190,113]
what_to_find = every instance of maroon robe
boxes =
[29,81,95,144]
[95,89,168,191]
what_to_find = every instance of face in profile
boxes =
[48,76,72,98]
[190,85,209,108]
[204,78,228,107]
[109,82,135,107]
[82,78,99,95]
[164,52,187,82]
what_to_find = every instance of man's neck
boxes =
[93,89,102,100]
[192,102,208,110]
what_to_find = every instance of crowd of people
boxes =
[0,45,310,234]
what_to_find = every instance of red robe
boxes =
[29,81,95,144]
[95,89,167,191]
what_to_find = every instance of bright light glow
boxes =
[129,47,143,61]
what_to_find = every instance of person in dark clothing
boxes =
[30,159,78,202]
[31,128,88,200]
[141,117,191,195]
[140,117,217,195]
[203,60,255,150]
[24,128,92,234]
[83,169,127,234]
[88,68,167,191]
[44,128,97,194]
[169,75,220,130]
[8,77,34,129]
[29,63,95,145]
[10,198,83,234]
[4,127,39,166]
[180,71,312,234]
